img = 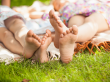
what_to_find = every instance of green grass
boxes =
[0,50,110,82]
[0,0,109,81]
[0,0,51,7]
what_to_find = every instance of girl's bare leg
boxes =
[50,11,109,43]
[49,10,69,48]
[33,30,52,63]
[68,14,85,27]
[4,17,41,58]
[68,12,109,42]
[29,12,44,19]
[49,10,78,63]
[0,27,23,54]
[49,10,109,63]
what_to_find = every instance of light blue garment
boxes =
[0,5,25,28]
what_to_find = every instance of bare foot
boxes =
[32,30,52,63]
[23,30,41,58]
[49,10,68,48]
[59,26,78,64]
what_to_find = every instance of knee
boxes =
[2,31,14,43]
[3,31,13,38]
[84,17,98,30]
[68,15,85,27]
[4,17,24,28]
[84,16,97,26]
[11,18,24,25]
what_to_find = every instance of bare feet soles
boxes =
[32,30,52,63]
[23,30,41,58]
[49,9,78,63]
[49,10,68,48]
[59,26,78,63]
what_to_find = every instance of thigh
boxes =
[68,14,85,28]
[84,12,109,32]
[0,27,23,54]
[0,27,9,41]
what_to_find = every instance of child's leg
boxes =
[0,27,23,54]
[4,17,41,58]
[68,12,109,42]
[68,14,85,27]
[32,30,52,63]
[29,12,44,19]
[49,10,109,63]
[49,10,78,63]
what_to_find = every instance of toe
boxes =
[32,33,38,38]
[54,14,60,20]
[69,27,73,32]
[45,33,48,37]
[33,39,41,46]
[42,37,46,41]
[41,41,45,45]
[66,30,70,34]
[49,9,54,18]
[46,29,51,37]
[72,25,78,35]
[60,34,64,38]
[32,34,41,42]
[27,30,33,37]
[63,32,66,36]
[57,20,64,27]
[37,37,41,42]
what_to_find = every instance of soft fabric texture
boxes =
[0,41,60,65]
[1,0,110,64]
[42,0,109,26]
[74,30,110,54]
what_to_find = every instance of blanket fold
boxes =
[75,30,110,54]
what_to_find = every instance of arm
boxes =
[1,0,10,7]
[29,11,60,20]
[29,12,44,19]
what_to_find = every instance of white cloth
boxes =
[26,19,55,34]
[0,5,25,28]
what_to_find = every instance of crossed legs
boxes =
[49,10,109,63]
[0,27,23,54]
[68,12,109,42]
[49,10,78,63]
[4,17,42,58]
[1,10,108,64]
[0,27,52,64]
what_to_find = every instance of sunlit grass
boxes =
[0,50,110,82]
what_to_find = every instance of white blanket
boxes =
[26,19,55,34]
[0,19,60,65]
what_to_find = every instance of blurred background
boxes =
[0,0,51,7]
